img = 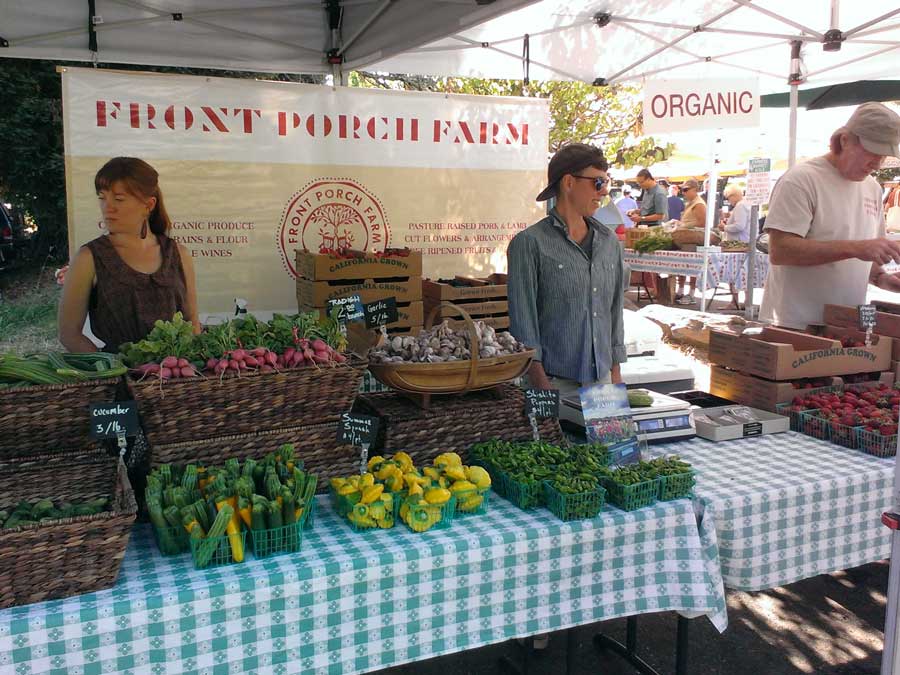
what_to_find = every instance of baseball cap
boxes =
[536,143,607,201]
[845,102,900,157]
[622,184,632,194]
[680,179,700,190]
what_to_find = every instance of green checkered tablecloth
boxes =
[666,431,894,591]
[0,495,727,675]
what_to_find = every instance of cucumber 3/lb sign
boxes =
[643,79,760,134]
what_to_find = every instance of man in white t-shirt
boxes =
[760,102,900,329]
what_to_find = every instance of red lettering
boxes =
[702,93,716,115]
[669,94,684,117]
[739,91,753,113]
[278,111,301,137]
[96,100,121,127]
[236,108,260,134]
[201,107,230,133]
[650,95,667,119]
[411,118,419,142]
[716,93,731,114]
[164,105,194,130]
[685,93,701,116]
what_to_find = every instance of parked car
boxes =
[0,203,29,268]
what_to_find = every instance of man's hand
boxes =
[851,238,900,266]
[875,271,900,292]
[611,363,623,384]
[528,361,552,390]
[628,212,642,224]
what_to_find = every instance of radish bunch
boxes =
[205,347,279,376]
[277,339,347,369]
[133,356,197,380]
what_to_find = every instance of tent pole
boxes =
[700,137,721,313]
[745,204,760,319]
[788,40,802,168]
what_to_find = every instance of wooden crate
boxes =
[625,228,655,249]
[296,277,422,306]
[423,275,507,302]
[296,250,422,281]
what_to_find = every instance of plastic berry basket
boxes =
[400,495,457,533]
[249,520,304,558]
[151,524,190,556]
[855,428,898,458]
[344,496,401,532]
[452,486,491,516]
[602,477,660,512]
[302,496,317,530]
[495,471,544,510]
[189,531,247,571]
[797,410,830,441]
[775,403,818,432]
[657,472,696,501]
[827,420,862,449]
[543,482,606,521]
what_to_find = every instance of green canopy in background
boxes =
[761,80,900,110]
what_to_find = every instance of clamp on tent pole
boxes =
[522,34,530,84]
[88,0,99,60]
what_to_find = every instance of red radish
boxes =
[284,347,296,362]
[170,367,182,378]
[252,347,267,357]
[237,360,247,370]
[311,339,328,352]
[160,367,173,379]
[333,352,347,363]
[161,356,179,369]
[260,365,274,373]
[177,358,191,369]
[231,349,247,361]
[266,352,278,366]
[228,360,240,372]
[298,338,309,349]
[215,360,228,375]
[312,353,329,364]
[292,351,306,367]
[244,355,260,368]
[206,358,218,371]
[138,363,161,375]
[180,366,196,377]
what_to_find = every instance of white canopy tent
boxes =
[0,0,538,78]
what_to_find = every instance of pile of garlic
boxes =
[370,319,527,363]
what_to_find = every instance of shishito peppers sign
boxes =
[61,68,549,315]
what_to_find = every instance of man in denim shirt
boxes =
[507,143,627,392]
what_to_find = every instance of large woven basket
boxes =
[129,357,366,446]
[671,228,720,249]
[355,384,564,458]
[0,450,137,609]
[149,423,356,493]
[367,302,534,400]
[0,379,122,458]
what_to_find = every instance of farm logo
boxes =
[277,178,390,278]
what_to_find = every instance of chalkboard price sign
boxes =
[327,295,365,325]
[364,297,399,329]
[858,304,877,330]
[337,413,379,447]
[89,401,140,441]
[524,388,560,419]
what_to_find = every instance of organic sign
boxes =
[327,295,364,325]
[337,413,379,447]
[523,388,560,419]
[364,297,399,329]
[89,401,140,441]
[643,79,760,134]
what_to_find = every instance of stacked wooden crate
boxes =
[423,274,509,330]
[296,250,424,335]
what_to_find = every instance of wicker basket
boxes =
[367,302,534,404]
[0,379,122,458]
[150,423,358,493]
[671,228,720,249]
[0,450,137,609]
[128,357,365,446]
[625,228,655,249]
[354,384,563,459]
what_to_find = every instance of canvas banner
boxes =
[62,68,549,316]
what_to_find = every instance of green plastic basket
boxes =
[343,495,401,532]
[302,497,317,530]
[495,471,543,509]
[249,520,304,558]
[856,428,898,458]
[329,483,361,517]
[775,403,816,432]
[543,482,606,521]
[657,472,695,501]
[400,495,456,533]
[828,419,861,449]
[602,477,660,512]
[151,524,190,556]
[797,410,830,441]
[189,530,247,570]
[452,486,491,516]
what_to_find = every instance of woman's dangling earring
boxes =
[140,217,148,239]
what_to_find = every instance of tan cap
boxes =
[845,102,900,157]
[680,179,700,190]
[536,143,607,201]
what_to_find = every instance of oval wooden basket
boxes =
[367,302,535,396]
[671,228,719,248]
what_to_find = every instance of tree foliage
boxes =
[349,71,674,169]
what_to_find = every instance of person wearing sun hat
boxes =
[760,102,900,329]
[507,143,627,396]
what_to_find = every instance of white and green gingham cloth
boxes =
[667,431,894,591]
[0,494,727,675]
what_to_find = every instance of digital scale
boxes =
[561,389,696,444]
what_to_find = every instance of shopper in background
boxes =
[668,183,685,222]
[720,184,751,242]
[673,179,708,305]
[760,102,900,329]
[615,185,638,228]
[627,169,668,226]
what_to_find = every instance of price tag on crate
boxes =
[363,297,398,329]
[337,413,380,473]
[90,401,140,453]
[327,294,365,325]
[858,304,877,346]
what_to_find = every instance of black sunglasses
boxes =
[571,175,609,190]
